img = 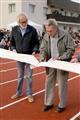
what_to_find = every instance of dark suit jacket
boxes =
[10,25,39,54]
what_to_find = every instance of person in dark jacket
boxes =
[0,30,4,41]
[0,30,5,48]
[10,13,39,102]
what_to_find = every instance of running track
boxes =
[0,49,80,120]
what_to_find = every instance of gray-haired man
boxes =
[40,19,75,112]
[10,13,39,102]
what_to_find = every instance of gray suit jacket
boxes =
[40,28,75,62]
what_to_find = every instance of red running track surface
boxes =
[0,49,80,120]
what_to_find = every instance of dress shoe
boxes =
[43,105,54,111]
[57,107,65,112]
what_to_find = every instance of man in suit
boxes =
[40,19,75,112]
[10,13,39,102]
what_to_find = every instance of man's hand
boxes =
[70,58,78,63]
[52,57,61,61]
[39,58,45,62]
[32,52,36,55]
[13,49,17,53]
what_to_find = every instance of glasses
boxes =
[19,20,27,24]
[46,30,53,33]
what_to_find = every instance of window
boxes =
[29,4,35,14]
[8,3,15,13]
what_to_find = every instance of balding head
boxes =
[17,13,28,28]
[17,13,28,22]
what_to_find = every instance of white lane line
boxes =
[0,73,79,86]
[70,112,80,120]
[0,61,15,65]
[0,89,45,110]
[0,65,40,72]
[68,74,80,81]
[0,79,17,86]
[0,75,80,110]
[0,71,45,86]
[0,67,17,72]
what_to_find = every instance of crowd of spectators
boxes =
[0,26,80,50]
[68,27,80,47]
[0,28,10,49]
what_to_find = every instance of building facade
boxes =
[0,0,47,28]
[0,0,80,31]
[47,0,80,30]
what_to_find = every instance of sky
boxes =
[71,0,80,3]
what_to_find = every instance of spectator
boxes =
[0,30,10,49]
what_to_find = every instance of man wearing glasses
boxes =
[10,13,39,102]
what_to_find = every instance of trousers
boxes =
[16,61,33,96]
[45,68,69,108]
